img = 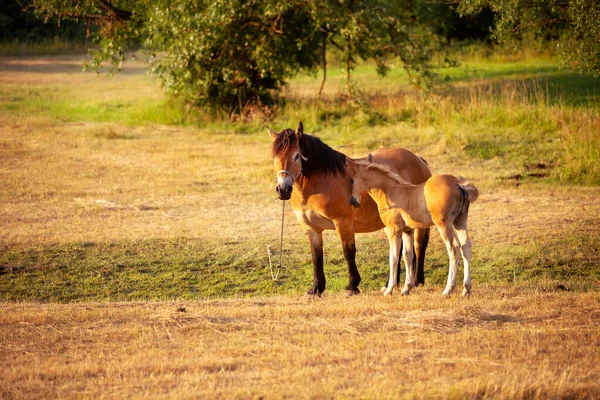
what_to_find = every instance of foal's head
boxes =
[268,122,306,200]
[346,154,374,208]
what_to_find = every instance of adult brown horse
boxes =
[269,122,431,296]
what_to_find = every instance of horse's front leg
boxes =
[414,227,430,286]
[305,229,326,296]
[383,226,401,296]
[401,230,416,295]
[334,219,361,296]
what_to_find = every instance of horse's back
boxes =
[371,148,432,184]
[351,148,431,233]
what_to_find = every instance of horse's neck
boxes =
[363,169,414,193]
[364,169,424,208]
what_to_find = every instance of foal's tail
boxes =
[458,177,479,203]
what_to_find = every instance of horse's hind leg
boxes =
[454,206,472,296]
[436,223,461,296]
[414,228,429,286]
[400,230,416,295]
[382,241,403,293]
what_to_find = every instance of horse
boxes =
[269,122,432,296]
[347,155,479,297]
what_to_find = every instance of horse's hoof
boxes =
[383,290,393,296]
[305,287,323,297]
[462,288,471,297]
[442,290,451,297]
[380,286,387,293]
[401,285,413,295]
[345,289,360,297]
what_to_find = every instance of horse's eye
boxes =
[294,154,300,161]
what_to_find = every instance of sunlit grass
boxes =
[1,289,599,398]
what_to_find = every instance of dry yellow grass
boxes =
[1,56,600,397]
[1,286,599,399]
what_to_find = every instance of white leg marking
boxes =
[384,227,400,296]
[438,224,460,296]
[456,228,472,296]
[401,231,415,295]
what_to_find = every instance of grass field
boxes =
[2,287,599,399]
[1,53,599,398]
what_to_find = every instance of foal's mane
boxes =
[271,129,347,178]
[355,160,411,185]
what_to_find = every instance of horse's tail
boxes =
[457,176,479,203]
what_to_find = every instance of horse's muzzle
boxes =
[276,184,292,200]
[350,196,361,208]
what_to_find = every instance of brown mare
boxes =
[269,122,431,296]
[347,155,479,296]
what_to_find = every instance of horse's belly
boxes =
[293,208,335,231]
[353,199,385,233]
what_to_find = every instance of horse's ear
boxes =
[345,157,356,174]
[366,153,373,163]
[294,121,304,140]
[267,126,278,140]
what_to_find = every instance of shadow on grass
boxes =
[0,238,313,302]
[447,68,600,108]
[2,227,599,302]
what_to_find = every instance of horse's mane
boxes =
[354,160,411,185]
[271,129,347,178]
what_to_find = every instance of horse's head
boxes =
[346,154,373,208]
[268,122,307,200]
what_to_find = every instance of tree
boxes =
[459,0,600,76]
[309,0,440,96]
[417,0,495,43]
[23,0,442,112]
[25,0,323,112]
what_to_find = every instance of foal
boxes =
[347,156,479,296]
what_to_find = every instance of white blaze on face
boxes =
[275,150,302,190]
[277,171,294,190]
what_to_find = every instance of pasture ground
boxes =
[1,54,599,398]
[2,287,599,399]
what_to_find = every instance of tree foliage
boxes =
[23,0,448,112]
[143,1,323,111]
[459,0,600,76]
[0,0,85,42]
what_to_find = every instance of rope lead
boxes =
[267,200,286,281]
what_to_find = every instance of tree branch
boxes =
[97,0,132,21]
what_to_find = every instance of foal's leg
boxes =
[383,226,401,296]
[436,223,461,296]
[382,241,403,292]
[454,207,472,296]
[400,230,416,295]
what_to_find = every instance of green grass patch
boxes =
[2,224,599,302]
